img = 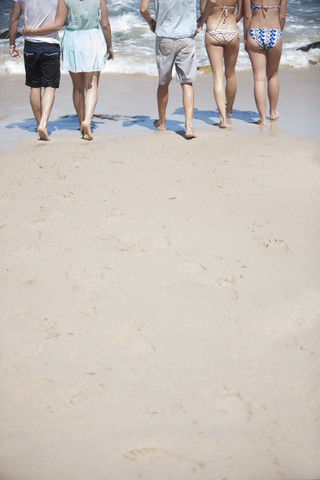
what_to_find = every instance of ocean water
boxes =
[0,0,319,76]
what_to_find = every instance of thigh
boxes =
[266,38,282,78]
[247,37,267,79]
[156,37,175,85]
[205,39,224,78]
[24,42,41,88]
[39,43,61,88]
[224,36,240,76]
[174,37,197,84]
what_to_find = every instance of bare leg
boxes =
[155,83,169,131]
[247,36,267,126]
[29,87,42,126]
[224,35,239,118]
[69,71,85,129]
[37,87,56,141]
[181,82,196,138]
[81,71,100,140]
[266,39,282,120]
[205,39,227,128]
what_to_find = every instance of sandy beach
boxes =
[1,66,320,480]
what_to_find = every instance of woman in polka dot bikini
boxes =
[197,0,243,128]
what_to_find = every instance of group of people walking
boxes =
[9,0,287,141]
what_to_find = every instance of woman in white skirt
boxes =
[23,0,114,140]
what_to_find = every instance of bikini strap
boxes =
[252,3,281,11]
[221,5,229,23]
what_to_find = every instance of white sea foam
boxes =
[111,13,142,33]
[1,37,319,77]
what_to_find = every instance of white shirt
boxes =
[14,0,60,44]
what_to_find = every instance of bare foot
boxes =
[250,117,267,127]
[81,121,93,141]
[257,119,267,127]
[226,104,232,118]
[185,127,197,139]
[37,126,49,141]
[215,121,227,129]
[153,119,166,131]
[270,110,280,121]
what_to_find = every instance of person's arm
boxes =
[243,0,252,51]
[200,0,207,15]
[100,0,114,59]
[235,0,243,23]
[22,0,67,36]
[140,0,156,33]
[279,0,287,30]
[9,1,22,57]
[197,0,216,30]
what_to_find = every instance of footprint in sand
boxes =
[0,192,16,202]
[99,235,132,251]
[111,334,155,357]
[183,260,207,276]
[216,276,236,287]
[40,317,61,339]
[123,448,203,471]
[85,362,113,376]
[257,237,289,252]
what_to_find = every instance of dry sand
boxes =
[0,67,320,480]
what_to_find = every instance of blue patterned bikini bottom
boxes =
[248,28,282,50]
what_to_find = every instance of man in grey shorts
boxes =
[140,0,198,139]
[9,0,60,141]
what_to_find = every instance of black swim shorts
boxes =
[24,40,61,88]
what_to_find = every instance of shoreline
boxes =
[0,66,319,152]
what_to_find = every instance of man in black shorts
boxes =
[9,0,60,141]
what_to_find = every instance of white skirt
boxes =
[62,27,107,73]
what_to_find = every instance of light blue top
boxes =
[65,0,101,30]
[154,0,197,38]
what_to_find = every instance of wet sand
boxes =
[0,66,319,152]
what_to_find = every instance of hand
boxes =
[149,18,156,33]
[107,47,114,60]
[196,16,204,34]
[9,45,20,57]
[195,25,203,36]
[22,25,32,35]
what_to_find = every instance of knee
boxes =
[267,70,278,82]
[158,83,169,93]
[225,70,236,82]
[253,73,266,83]
[73,86,84,95]
[212,71,224,84]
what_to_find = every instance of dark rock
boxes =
[297,41,320,52]
[0,30,23,39]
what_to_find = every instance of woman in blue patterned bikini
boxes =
[244,0,287,126]
[198,0,243,128]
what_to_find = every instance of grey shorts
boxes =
[155,36,197,85]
